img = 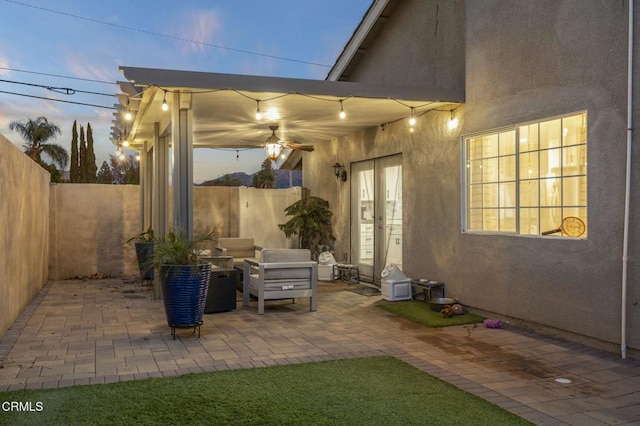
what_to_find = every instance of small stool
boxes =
[333,264,360,284]
[411,279,445,301]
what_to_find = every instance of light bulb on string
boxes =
[135,152,141,161]
[409,107,416,127]
[255,100,262,120]
[161,90,169,111]
[339,100,346,119]
[125,110,132,121]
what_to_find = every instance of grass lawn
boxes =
[377,300,485,327]
[0,356,530,425]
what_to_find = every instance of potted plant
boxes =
[149,228,215,339]
[126,226,155,281]
[278,188,335,255]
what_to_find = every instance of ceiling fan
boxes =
[264,125,314,153]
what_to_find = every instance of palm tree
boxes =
[9,116,68,170]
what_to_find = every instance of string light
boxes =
[117,85,462,150]
[161,90,169,111]
[125,98,132,121]
[255,100,262,120]
[135,152,141,161]
[409,107,416,127]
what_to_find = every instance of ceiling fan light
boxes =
[265,142,281,161]
[264,125,282,160]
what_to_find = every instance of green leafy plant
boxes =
[150,228,215,268]
[125,226,155,244]
[278,189,335,250]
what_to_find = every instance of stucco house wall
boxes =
[0,134,50,337]
[306,0,639,354]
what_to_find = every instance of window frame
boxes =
[461,111,588,238]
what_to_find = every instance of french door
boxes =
[350,155,402,285]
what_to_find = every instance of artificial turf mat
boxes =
[376,300,485,327]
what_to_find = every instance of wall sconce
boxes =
[333,162,347,181]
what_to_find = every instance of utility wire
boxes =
[0,66,116,85]
[0,89,116,110]
[3,0,332,68]
[0,78,115,97]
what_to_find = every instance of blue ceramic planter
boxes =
[161,263,212,337]
[134,242,154,280]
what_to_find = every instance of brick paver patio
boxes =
[1,278,639,425]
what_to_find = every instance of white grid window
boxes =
[464,112,587,238]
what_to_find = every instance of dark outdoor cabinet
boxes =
[205,269,238,313]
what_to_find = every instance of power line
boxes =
[0,66,116,85]
[0,78,115,97]
[3,0,333,68]
[0,89,116,110]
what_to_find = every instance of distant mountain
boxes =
[198,170,302,188]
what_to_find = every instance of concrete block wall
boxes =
[0,134,50,337]
[48,185,300,279]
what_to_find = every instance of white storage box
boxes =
[381,278,412,301]
[318,265,334,281]
[317,252,337,282]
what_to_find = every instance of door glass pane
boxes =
[499,130,516,156]
[483,209,498,231]
[482,134,499,157]
[468,160,483,184]
[384,164,402,268]
[519,152,538,180]
[356,168,374,267]
[469,185,483,209]
[519,123,539,152]
[499,156,516,181]
[483,183,499,208]
[499,182,516,208]
[483,158,499,182]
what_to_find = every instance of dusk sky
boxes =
[0,0,372,181]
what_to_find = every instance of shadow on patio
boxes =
[1,277,640,425]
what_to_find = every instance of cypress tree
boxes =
[70,120,79,182]
[86,123,97,183]
[79,125,87,183]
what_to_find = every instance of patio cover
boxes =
[112,66,463,235]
